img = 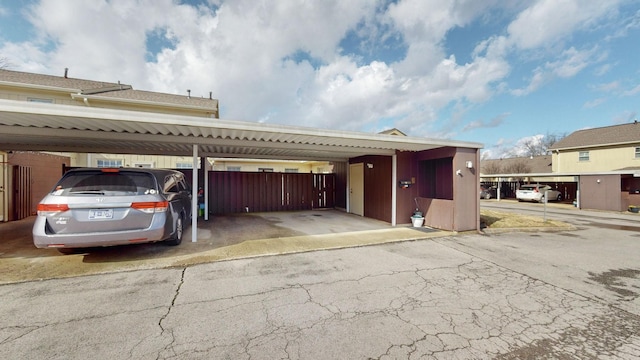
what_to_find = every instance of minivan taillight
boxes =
[37,204,70,216]
[131,201,168,213]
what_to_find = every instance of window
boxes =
[635,147,640,159]
[284,168,299,173]
[258,168,274,172]
[175,162,193,169]
[97,159,123,168]
[579,151,590,162]
[133,162,153,168]
[227,166,241,172]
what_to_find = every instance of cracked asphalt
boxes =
[1,204,640,359]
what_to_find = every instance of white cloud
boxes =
[512,46,599,96]
[583,97,606,109]
[507,0,621,50]
[0,0,631,141]
[623,84,640,96]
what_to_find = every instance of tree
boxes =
[505,132,566,158]
[0,57,13,69]
[481,161,502,175]
[503,160,530,174]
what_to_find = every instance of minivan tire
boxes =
[166,216,183,246]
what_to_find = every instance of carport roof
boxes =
[0,99,482,161]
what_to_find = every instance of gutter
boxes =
[550,141,640,151]
[0,80,80,93]
[69,92,219,114]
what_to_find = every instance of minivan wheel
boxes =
[166,216,183,246]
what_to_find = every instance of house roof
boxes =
[0,69,218,113]
[481,155,553,175]
[0,99,483,162]
[378,128,407,136]
[549,122,640,151]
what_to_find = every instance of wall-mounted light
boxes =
[366,163,374,169]
[399,180,412,188]
[465,161,473,169]
[597,179,601,184]
[456,169,462,176]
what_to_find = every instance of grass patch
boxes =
[480,209,569,229]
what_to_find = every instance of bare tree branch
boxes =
[0,57,14,69]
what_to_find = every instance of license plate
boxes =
[89,209,113,220]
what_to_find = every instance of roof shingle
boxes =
[550,122,640,150]
[0,69,218,112]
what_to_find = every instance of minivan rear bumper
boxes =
[32,215,168,249]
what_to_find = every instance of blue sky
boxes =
[1,0,639,158]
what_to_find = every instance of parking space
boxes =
[0,209,448,284]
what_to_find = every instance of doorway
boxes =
[349,163,364,216]
[0,152,5,222]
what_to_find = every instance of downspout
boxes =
[203,157,209,221]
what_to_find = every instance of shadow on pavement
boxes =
[0,210,447,284]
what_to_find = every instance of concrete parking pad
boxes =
[0,209,449,284]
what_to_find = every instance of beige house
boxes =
[479,123,640,211]
[0,69,331,172]
[549,122,640,173]
[0,68,219,169]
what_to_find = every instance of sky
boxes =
[0,0,639,158]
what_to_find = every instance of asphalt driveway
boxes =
[1,224,639,359]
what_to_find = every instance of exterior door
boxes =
[349,163,364,216]
[0,152,5,222]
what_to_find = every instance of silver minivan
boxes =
[33,168,192,253]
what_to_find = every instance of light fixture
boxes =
[456,169,462,176]
[366,163,374,169]
[465,161,473,169]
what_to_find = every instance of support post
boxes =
[204,157,209,221]
[391,154,397,226]
[192,145,198,242]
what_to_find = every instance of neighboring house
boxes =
[480,123,640,211]
[549,122,640,173]
[0,69,332,172]
[0,68,220,169]
[548,122,640,211]
[378,128,407,136]
[0,68,219,117]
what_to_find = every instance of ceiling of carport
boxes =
[0,99,482,161]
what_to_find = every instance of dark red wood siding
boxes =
[203,171,335,215]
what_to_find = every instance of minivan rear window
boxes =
[53,171,157,196]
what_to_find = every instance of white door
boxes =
[0,152,6,222]
[349,163,364,216]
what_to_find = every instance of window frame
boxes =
[578,151,590,162]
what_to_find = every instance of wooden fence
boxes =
[206,171,335,214]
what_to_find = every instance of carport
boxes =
[481,170,640,212]
[0,98,483,241]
